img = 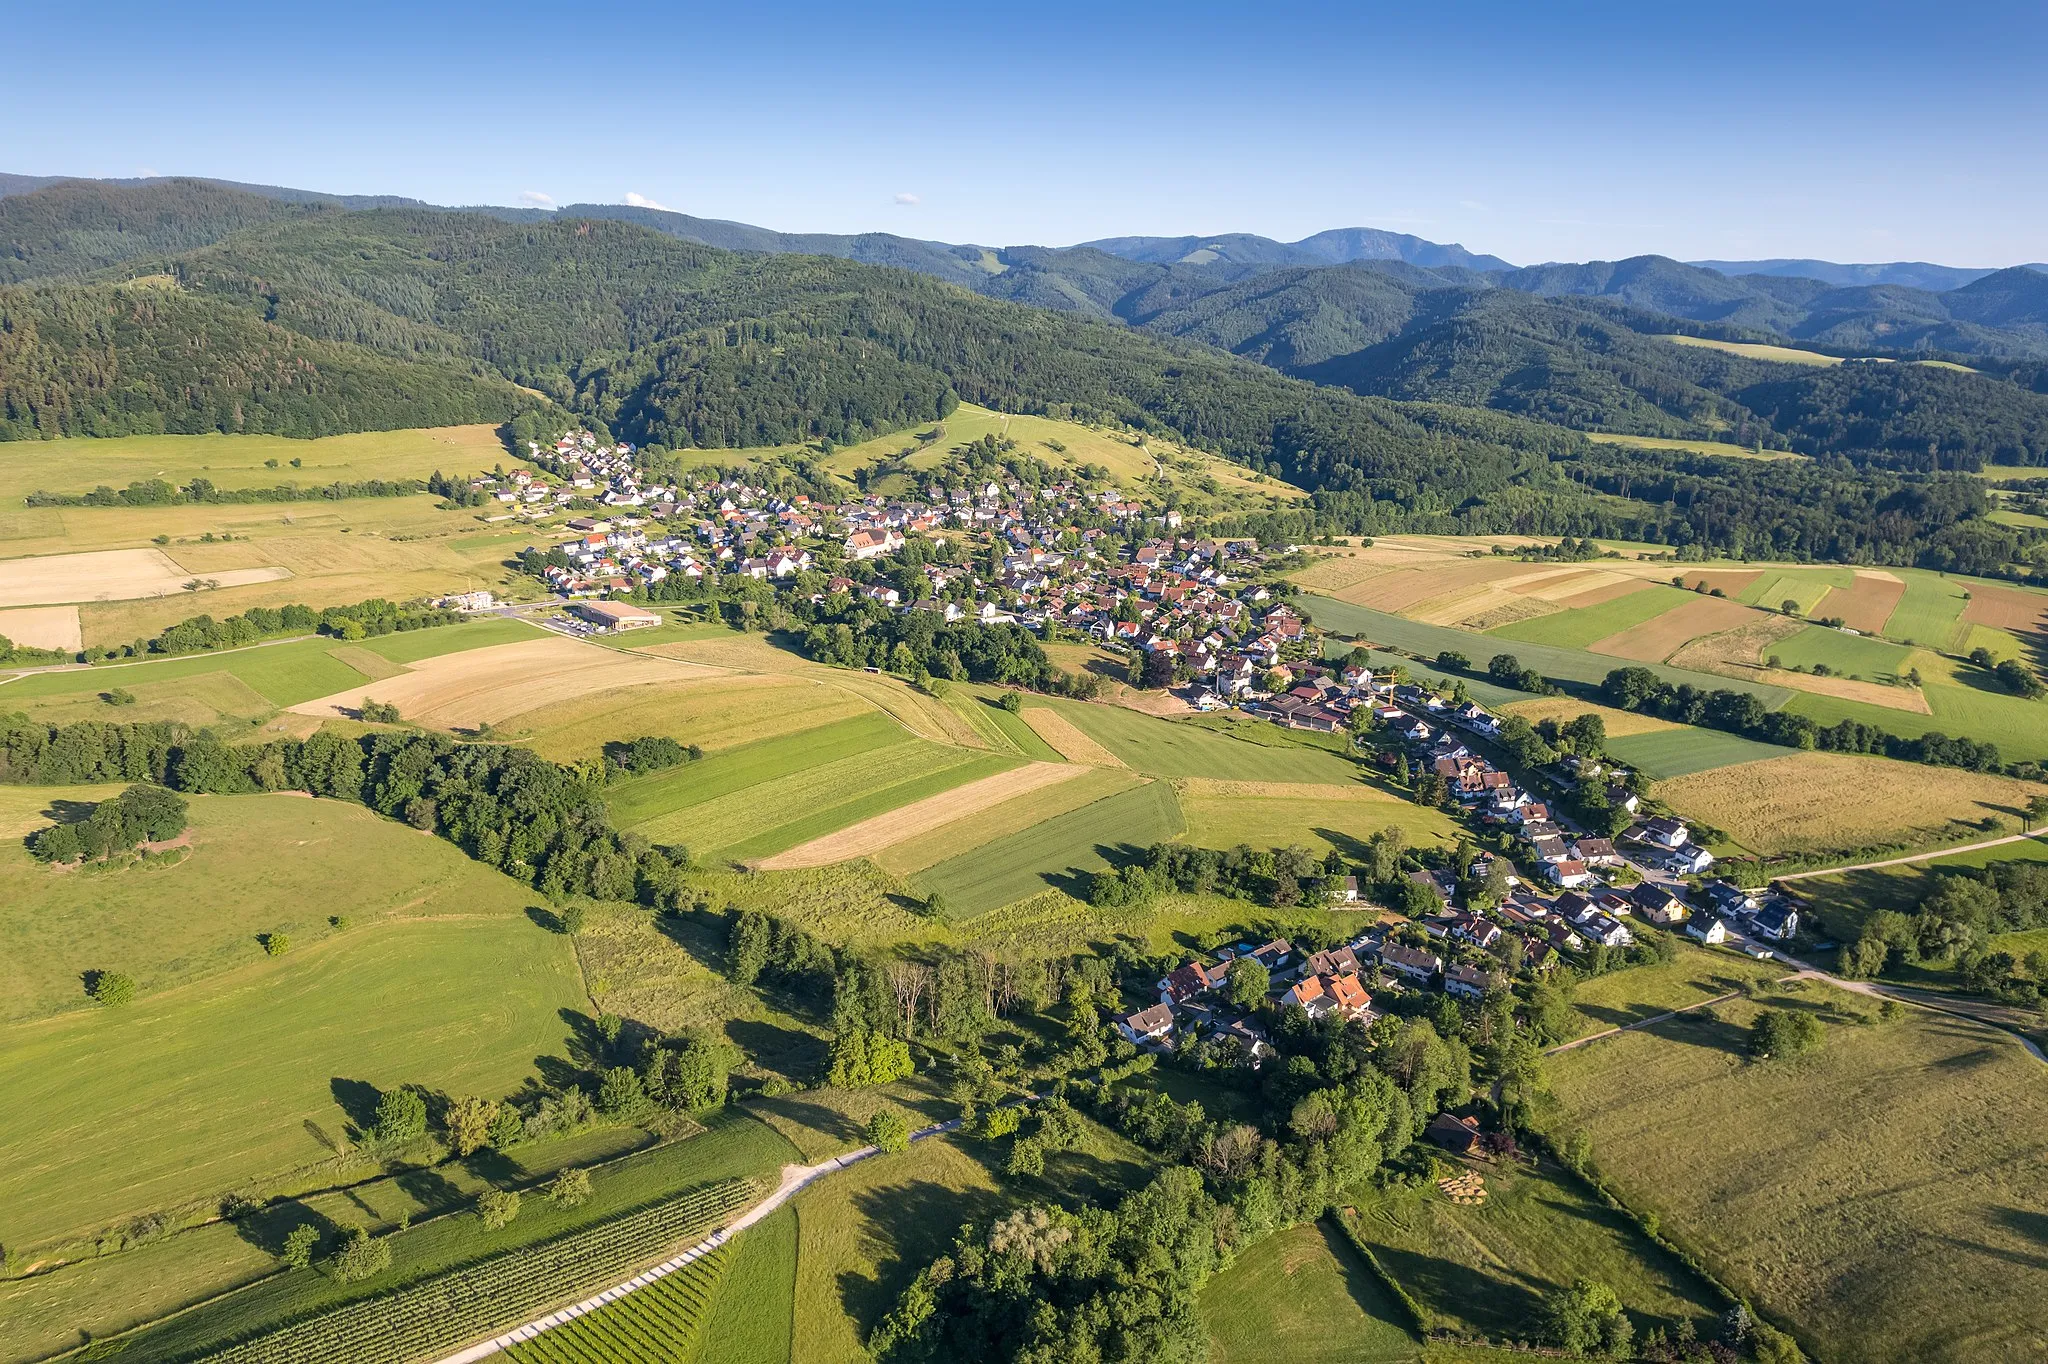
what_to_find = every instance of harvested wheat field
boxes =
[756,761,1086,869]
[1335,557,1534,612]
[510,674,869,760]
[1961,581,2048,638]
[1590,595,1764,662]
[1665,614,1807,676]
[0,548,289,608]
[1020,706,1127,766]
[0,605,83,651]
[1674,569,1764,597]
[1290,551,1399,596]
[1814,570,1907,635]
[1658,751,2047,854]
[1176,778,1406,802]
[1754,668,1930,713]
[290,636,701,727]
[1498,697,1680,737]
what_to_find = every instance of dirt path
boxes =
[1544,990,1748,1055]
[754,761,1084,869]
[1770,831,2045,882]
[430,1111,982,1364]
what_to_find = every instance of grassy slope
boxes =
[0,915,583,1249]
[1604,726,1794,779]
[0,425,522,504]
[1180,788,1462,855]
[606,712,909,828]
[1202,1219,1421,1364]
[1036,697,1362,782]
[1769,625,1914,677]
[916,779,1185,915]
[1546,985,2048,1364]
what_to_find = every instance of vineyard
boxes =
[504,1242,732,1363]
[196,1178,755,1364]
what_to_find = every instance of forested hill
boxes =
[0,178,324,283]
[0,278,548,440]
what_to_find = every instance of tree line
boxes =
[25,475,435,507]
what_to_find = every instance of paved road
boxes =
[429,1113,970,1364]
[1771,831,2045,883]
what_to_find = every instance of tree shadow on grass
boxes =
[231,1198,339,1258]
[393,1166,466,1213]
[654,904,730,970]
[1364,1241,1541,1339]
[749,1092,863,1149]
[842,1178,1007,1338]
[726,1017,828,1083]
[329,1077,382,1135]
[40,799,96,825]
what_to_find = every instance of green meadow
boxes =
[1036,697,1361,782]
[917,779,1186,915]
[1202,1219,1420,1364]
[605,712,909,829]
[1768,625,1914,677]
[1485,584,1692,649]
[1605,727,1792,778]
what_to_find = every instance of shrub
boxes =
[1749,1008,1824,1060]
[282,1222,321,1269]
[867,1109,911,1154]
[330,1227,391,1282]
[372,1086,429,1145]
[261,932,291,957]
[359,699,403,724]
[557,903,588,935]
[88,971,136,1006]
[476,1189,521,1230]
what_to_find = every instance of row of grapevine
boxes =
[199,1178,754,1364]
[504,1242,732,1363]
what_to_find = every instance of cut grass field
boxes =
[1563,944,1794,1039]
[1584,430,1801,460]
[869,766,1141,878]
[606,712,910,829]
[290,633,697,728]
[1180,780,1462,856]
[916,778,1185,915]
[1033,696,1363,782]
[1884,572,1972,648]
[1486,584,1695,650]
[1766,624,1915,678]
[1546,984,2048,1364]
[1657,751,2046,856]
[755,761,1084,870]
[1202,1219,1420,1364]
[1782,681,2048,763]
[1019,703,1127,766]
[1603,726,1793,779]
[0,425,516,504]
[692,1203,796,1364]
[1340,1153,1723,1342]
[0,913,583,1251]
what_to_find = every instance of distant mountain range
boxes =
[5,172,2047,472]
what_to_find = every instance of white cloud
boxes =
[1459,199,1490,212]
[893,192,921,206]
[519,190,556,208]
[137,166,161,178]
[624,191,672,211]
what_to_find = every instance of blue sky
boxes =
[13,0,2046,266]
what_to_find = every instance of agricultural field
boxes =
[690,1204,797,1364]
[1546,984,2048,1364]
[504,1239,733,1363]
[1178,778,1462,855]
[915,778,1186,915]
[0,425,518,505]
[1658,334,1845,367]
[1496,695,1679,737]
[1202,1219,1421,1364]
[757,761,1085,870]
[1485,584,1692,649]
[869,765,1141,878]
[0,545,289,609]
[1657,750,2046,856]
[1340,1153,1724,1343]
[1601,726,1792,779]
[1583,430,1801,460]
[1028,696,1364,782]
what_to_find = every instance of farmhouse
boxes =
[570,600,661,631]
[1425,1112,1482,1154]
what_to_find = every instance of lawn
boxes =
[1202,1219,1421,1364]
[1485,585,1694,650]
[1036,697,1361,782]
[94,1113,798,1364]
[1340,1154,1723,1342]
[0,425,519,504]
[0,792,542,1022]
[1545,985,2048,1363]
[916,779,1186,915]
[1768,625,1914,679]
[0,914,584,1252]
[1604,726,1793,779]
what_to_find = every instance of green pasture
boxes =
[1883,572,1971,648]
[1606,727,1792,778]
[1738,568,1849,614]
[692,1204,797,1363]
[916,779,1185,915]
[950,687,1065,761]
[0,792,541,1022]
[1296,595,1792,704]
[1767,625,1914,678]
[719,751,1021,864]
[1034,698,1360,782]
[605,712,907,829]
[1563,943,1789,1038]
[0,426,525,505]
[1181,791,1460,856]
[1546,986,2048,1363]
[1485,585,1692,649]
[1783,684,2048,762]
[1342,1156,1721,1342]
[1202,1219,1420,1364]
[0,915,583,1251]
